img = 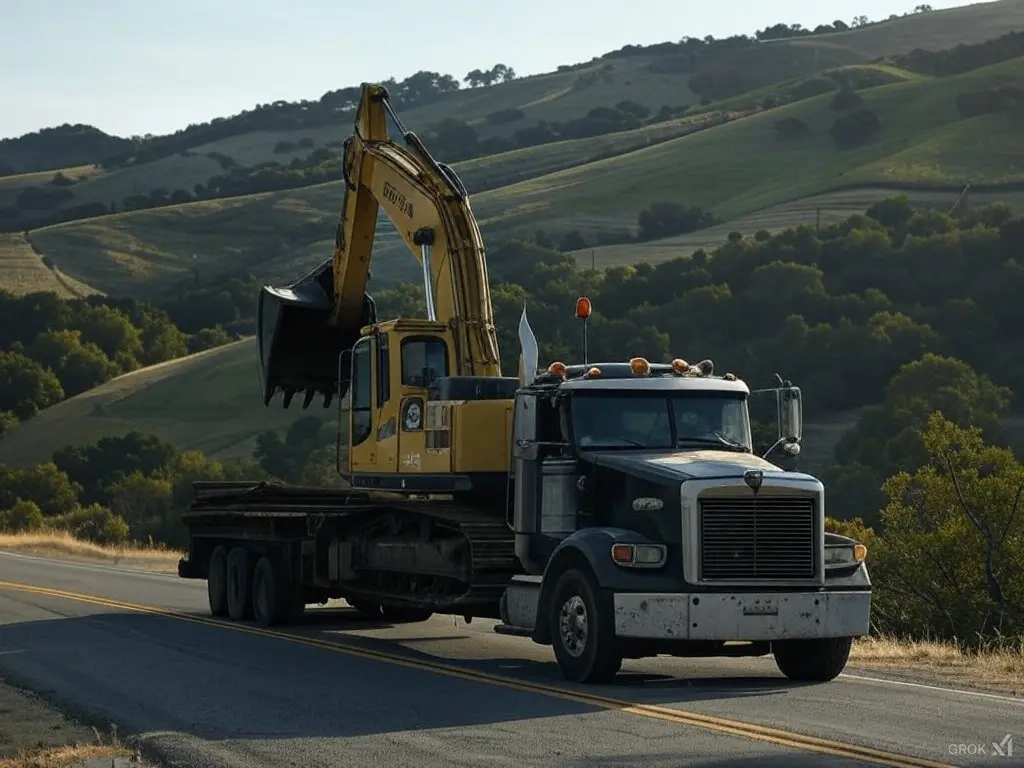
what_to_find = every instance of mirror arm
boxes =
[761,436,786,460]
[761,436,800,461]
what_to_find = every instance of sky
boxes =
[0,0,985,139]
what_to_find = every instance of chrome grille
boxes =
[699,495,817,581]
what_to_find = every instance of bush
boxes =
[829,88,864,110]
[0,499,45,533]
[830,109,881,149]
[50,504,130,545]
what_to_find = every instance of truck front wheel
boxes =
[773,637,853,682]
[549,567,621,684]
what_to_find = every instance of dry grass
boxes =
[0,531,181,573]
[0,683,145,767]
[0,744,135,768]
[0,234,100,299]
[850,635,1024,695]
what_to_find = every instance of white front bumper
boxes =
[613,590,871,641]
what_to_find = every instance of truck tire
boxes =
[773,637,853,682]
[548,567,621,684]
[252,556,292,628]
[207,546,228,617]
[226,547,252,621]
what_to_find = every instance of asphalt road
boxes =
[0,552,1021,768]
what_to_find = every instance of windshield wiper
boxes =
[677,432,750,452]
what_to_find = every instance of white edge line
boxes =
[0,550,186,581]
[840,672,1024,704]
[2,550,1023,705]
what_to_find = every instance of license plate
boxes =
[742,598,779,616]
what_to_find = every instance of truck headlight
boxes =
[825,543,867,568]
[611,543,666,568]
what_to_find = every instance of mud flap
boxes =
[257,258,376,408]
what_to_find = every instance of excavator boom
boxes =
[257,83,501,409]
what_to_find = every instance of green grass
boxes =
[0,338,324,468]
[462,56,1024,235]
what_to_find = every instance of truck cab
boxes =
[498,357,871,684]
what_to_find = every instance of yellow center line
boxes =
[0,579,954,768]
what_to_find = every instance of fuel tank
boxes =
[257,258,376,408]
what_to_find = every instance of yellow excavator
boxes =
[256,81,517,498]
[179,83,872,686]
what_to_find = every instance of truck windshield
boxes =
[570,392,752,452]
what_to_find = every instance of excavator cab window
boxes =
[401,337,448,388]
[350,337,373,446]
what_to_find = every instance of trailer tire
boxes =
[773,637,852,682]
[207,546,228,617]
[226,547,252,621]
[252,556,292,628]
[549,567,621,684]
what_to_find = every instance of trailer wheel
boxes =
[226,547,252,621]
[252,556,292,628]
[207,546,228,617]
[773,637,852,682]
[549,567,621,684]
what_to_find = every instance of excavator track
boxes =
[182,481,519,615]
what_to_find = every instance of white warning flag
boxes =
[518,303,539,387]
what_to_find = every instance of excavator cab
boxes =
[343,319,517,500]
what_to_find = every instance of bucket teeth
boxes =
[282,389,296,408]
[302,390,315,408]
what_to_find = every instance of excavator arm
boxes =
[257,83,502,409]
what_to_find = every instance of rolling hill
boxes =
[14,54,1024,299]
[0,338,323,467]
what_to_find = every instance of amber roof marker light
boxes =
[575,297,592,364]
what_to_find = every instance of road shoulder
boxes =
[0,680,154,768]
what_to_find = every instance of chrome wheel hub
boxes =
[558,595,588,657]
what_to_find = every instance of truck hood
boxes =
[584,449,820,485]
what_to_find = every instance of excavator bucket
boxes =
[257,258,376,409]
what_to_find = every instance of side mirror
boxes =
[778,386,802,443]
